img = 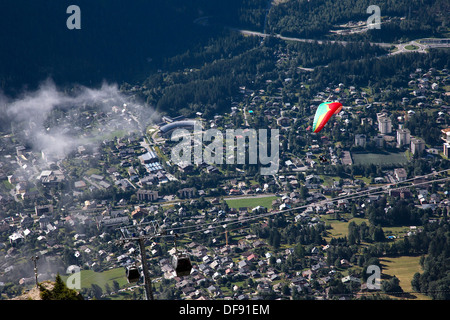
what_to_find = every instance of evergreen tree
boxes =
[382,276,403,294]
[40,274,83,300]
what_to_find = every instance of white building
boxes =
[394,168,407,182]
[410,137,425,155]
[396,128,411,147]
[373,135,385,148]
[442,129,450,157]
[354,134,367,147]
[378,115,392,134]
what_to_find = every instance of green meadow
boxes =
[352,151,408,166]
[225,195,278,209]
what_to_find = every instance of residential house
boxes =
[136,189,158,202]
[177,188,197,199]
[35,204,54,216]
[394,168,407,182]
[411,137,425,155]
[131,206,149,219]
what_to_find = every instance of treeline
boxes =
[208,0,269,31]
[331,219,450,299]
[411,220,450,299]
[144,42,276,117]
[0,0,221,94]
[141,31,263,118]
[347,221,385,244]
[405,111,443,146]
[144,32,393,119]
[267,36,388,68]
[345,215,450,299]
[157,172,225,196]
[252,216,326,249]
[267,0,448,41]
[365,198,431,227]
[162,31,261,72]
[309,48,450,89]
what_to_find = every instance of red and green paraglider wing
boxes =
[312,102,343,133]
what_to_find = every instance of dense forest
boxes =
[144,38,276,117]
[411,221,450,300]
[308,48,450,90]
[208,0,270,31]
[267,0,449,41]
[138,34,395,118]
[0,0,276,94]
[0,0,227,94]
[1,0,447,103]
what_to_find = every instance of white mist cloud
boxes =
[3,79,159,162]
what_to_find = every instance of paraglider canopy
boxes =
[312,102,343,133]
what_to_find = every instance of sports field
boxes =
[351,151,407,166]
[61,267,129,291]
[225,195,278,209]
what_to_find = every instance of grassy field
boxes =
[61,267,129,292]
[225,195,278,209]
[351,151,407,166]
[405,45,419,50]
[320,175,338,187]
[1,179,14,190]
[380,255,431,300]
[323,215,431,300]
[323,215,415,242]
[382,226,412,239]
[322,215,368,240]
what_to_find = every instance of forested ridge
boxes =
[0,0,272,94]
[0,0,222,94]
[1,0,447,95]
[267,0,449,41]
[309,49,450,90]
[138,37,448,118]
[411,221,450,300]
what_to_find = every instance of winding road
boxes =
[234,28,392,48]
[232,28,449,55]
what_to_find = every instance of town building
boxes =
[159,120,200,138]
[394,168,407,182]
[396,128,411,148]
[136,189,159,202]
[377,113,392,134]
[372,135,385,148]
[354,134,366,147]
[441,128,450,158]
[410,137,425,155]
[177,188,197,199]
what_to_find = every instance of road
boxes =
[243,106,250,127]
[389,40,428,56]
[233,28,449,55]
[234,28,392,48]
